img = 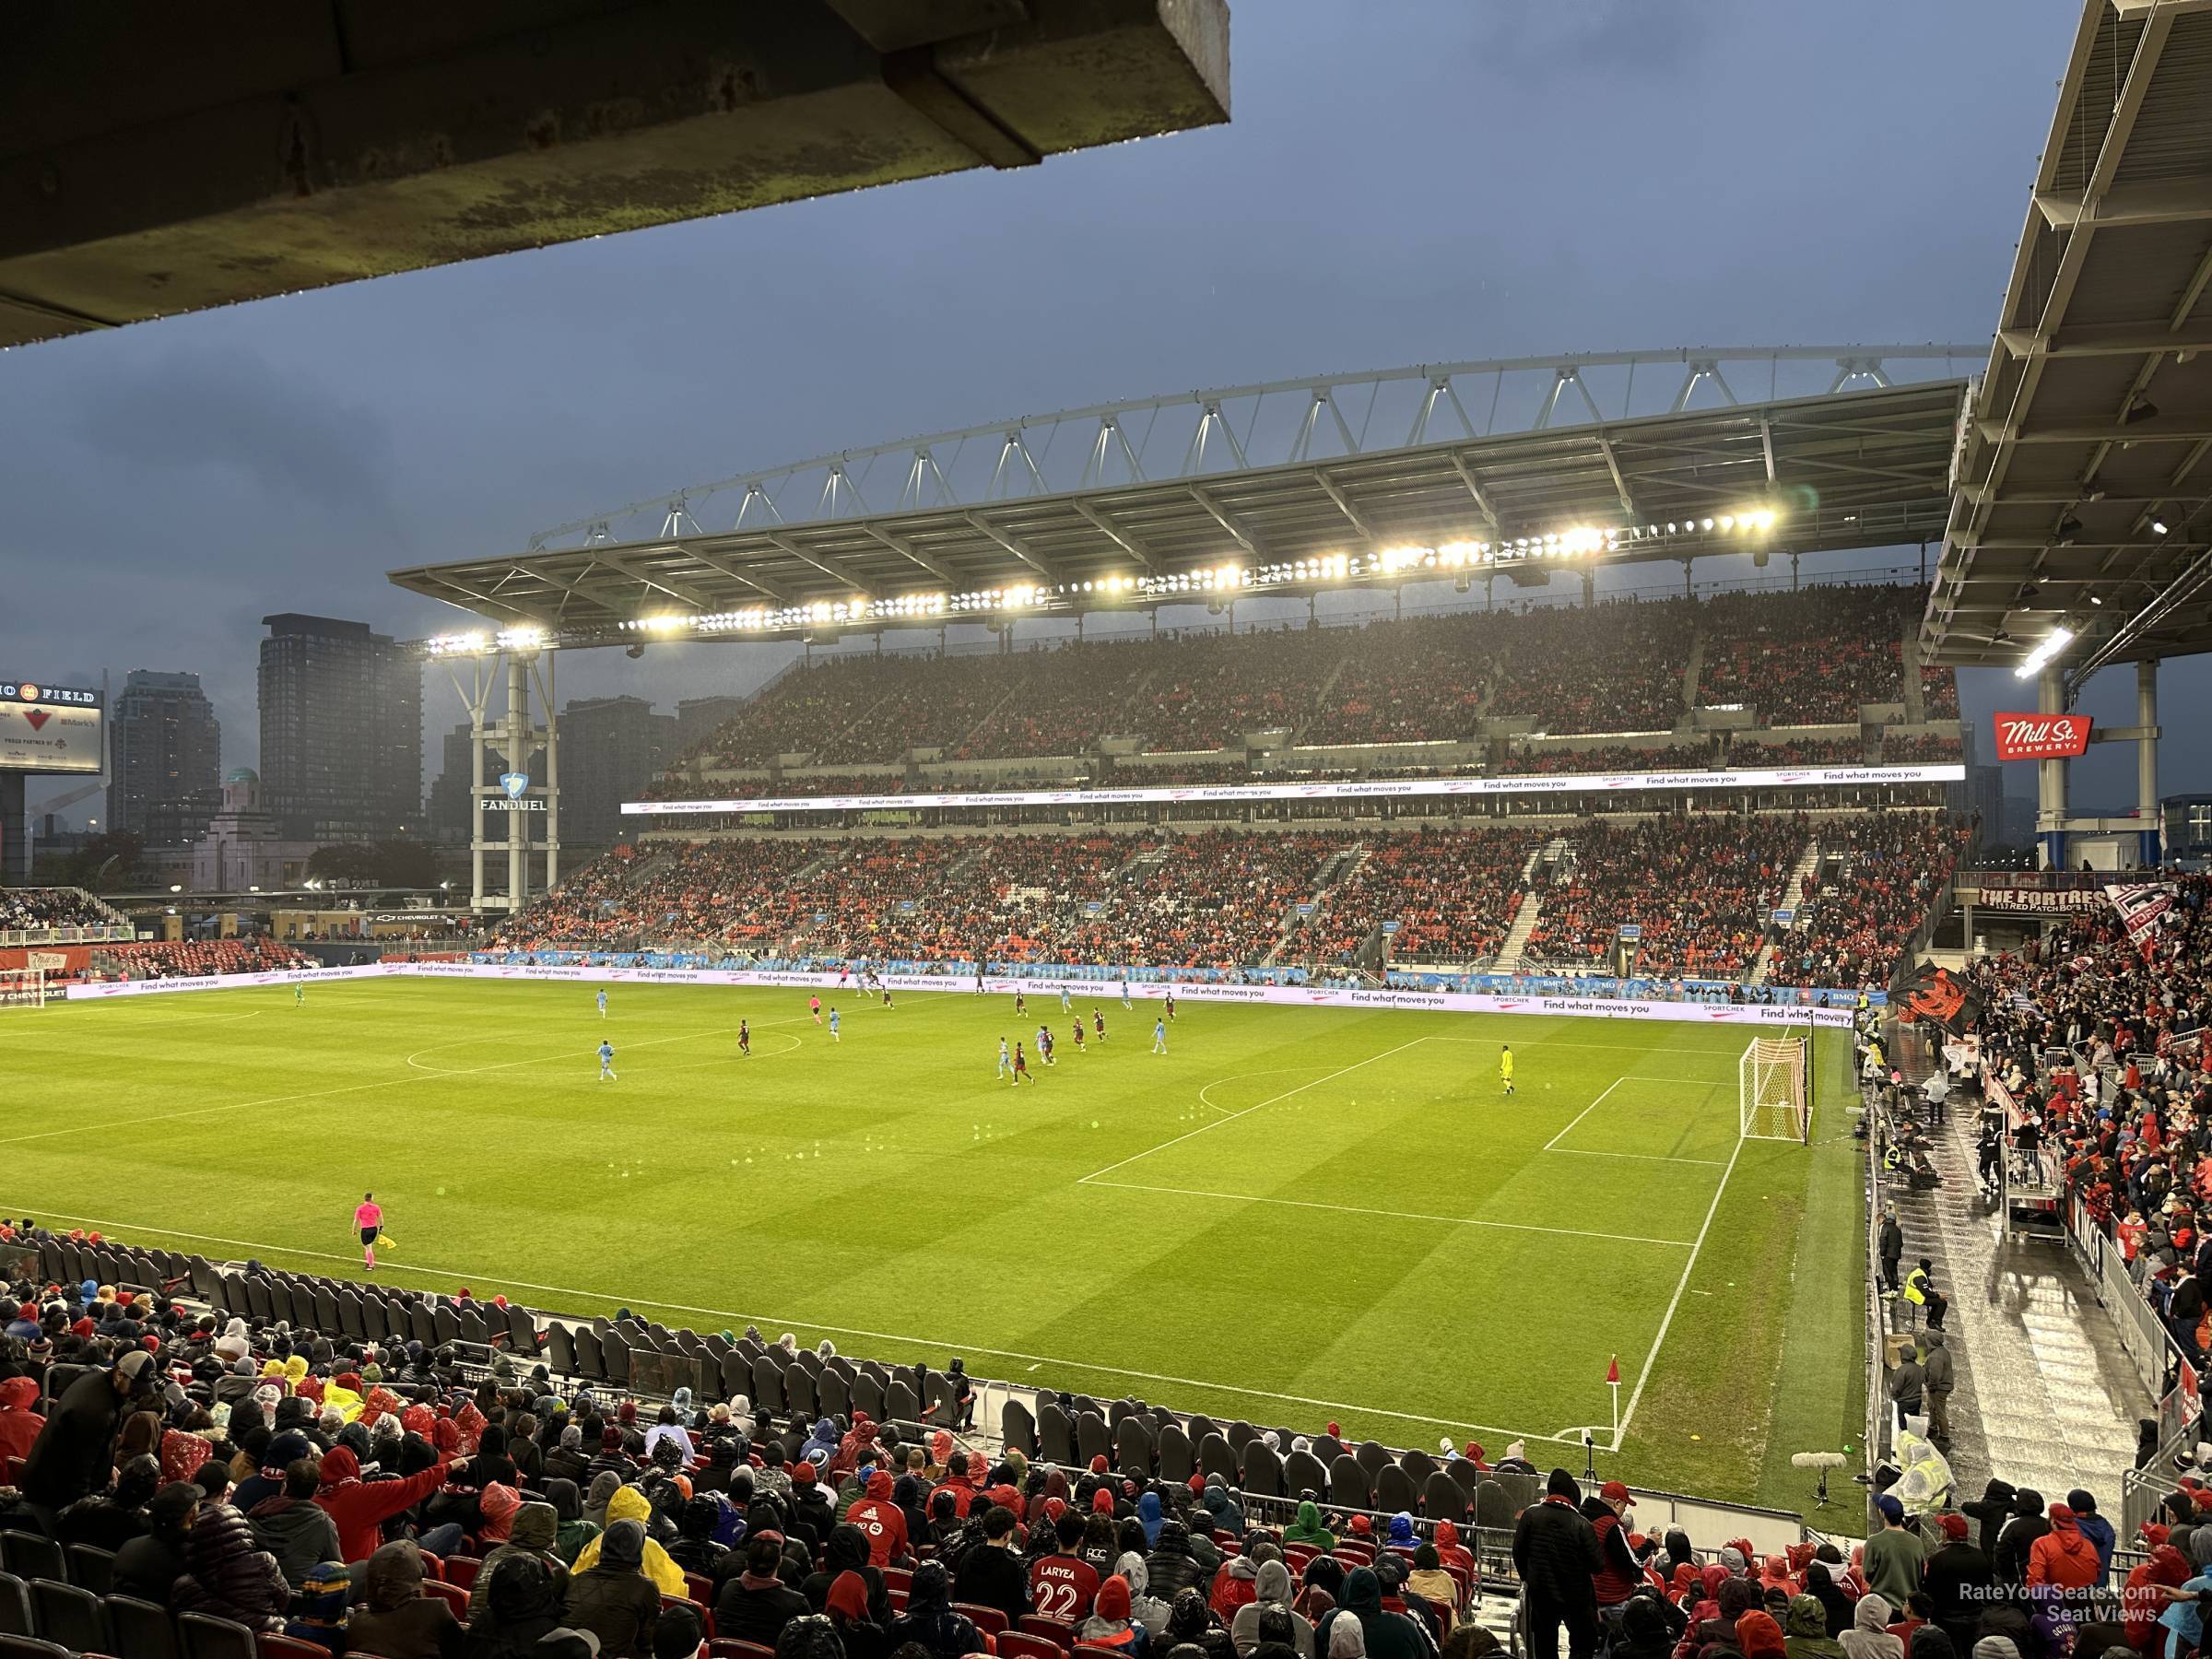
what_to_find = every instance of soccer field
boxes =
[6,979,1865,1512]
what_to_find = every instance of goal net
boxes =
[0,968,48,1010]
[1739,1034,1808,1142]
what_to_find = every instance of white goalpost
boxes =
[1739,1032,1809,1143]
[0,968,49,1010]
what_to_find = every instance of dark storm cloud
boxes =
[14,0,2189,818]
[65,343,402,525]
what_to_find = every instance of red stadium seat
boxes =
[420,1580,469,1619]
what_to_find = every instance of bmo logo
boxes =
[1993,712,2093,760]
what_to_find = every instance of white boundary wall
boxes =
[623,763,1963,818]
[63,959,1853,1027]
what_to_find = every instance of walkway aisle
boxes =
[1885,1092,2149,1505]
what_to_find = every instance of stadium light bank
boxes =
[423,507,1783,651]
[2014,626,2076,679]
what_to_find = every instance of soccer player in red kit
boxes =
[1092,1009,1107,1042]
[738,1019,751,1056]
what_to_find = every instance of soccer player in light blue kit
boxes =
[1059,985,1072,1013]
[1152,1017,1168,1054]
[828,1006,841,1043]
[1121,978,1132,1011]
[598,1040,617,1080]
[597,988,607,1018]
[995,1037,1012,1079]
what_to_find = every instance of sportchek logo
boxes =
[1993,712,2092,760]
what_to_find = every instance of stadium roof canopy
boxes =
[0,1,1229,349]
[1924,0,2212,681]
[390,344,1975,651]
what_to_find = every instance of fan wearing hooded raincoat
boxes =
[1285,1500,1336,1552]
[1232,1557,1317,1658]
[1785,1594,1849,1659]
[1889,1430,1954,1520]
[1840,1595,1904,1659]
[565,1482,689,1594]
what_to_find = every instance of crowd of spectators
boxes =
[662,585,1960,778]
[2,1230,2053,1659]
[1967,876,2212,1344]
[1697,587,1929,726]
[0,888,115,933]
[1500,745,1712,777]
[500,805,1963,984]
[1881,734,1964,765]
[1773,818,1971,987]
[1314,829,1546,966]
[88,938,314,982]
[1726,738,1867,770]
[1483,599,1698,735]
[1523,815,1813,979]
[1301,612,1500,746]
[0,1210,2156,1659]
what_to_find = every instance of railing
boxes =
[1864,1024,1896,1488]
[0,924,133,946]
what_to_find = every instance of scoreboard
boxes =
[0,678,103,774]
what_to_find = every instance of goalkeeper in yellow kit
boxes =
[1500,1043,1514,1097]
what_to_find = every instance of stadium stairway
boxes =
[1900,618,1927,724]
[1288,650,1355,745]
[1750,840,1826,987]
[1489,888,1543,972]
[1681,626,1707,711]
[1879,1042,2148,1510]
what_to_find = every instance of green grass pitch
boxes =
[6,979,1865,1514]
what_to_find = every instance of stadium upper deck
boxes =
[656,580,1958,778]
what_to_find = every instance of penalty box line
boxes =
[1543,1076,1730,1166]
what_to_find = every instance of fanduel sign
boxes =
[1993,712,2092,760]
[485,771,547,812]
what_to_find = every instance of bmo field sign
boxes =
[0,679,103,774]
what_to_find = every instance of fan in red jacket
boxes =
[0,1377,43,1466]
[312,1444,461,1563]
[845,1470,910,1567]
[2026,1503,2101,1591]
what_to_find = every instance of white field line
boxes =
[1082,1179,1696,1247]
[1546,1075,1729,1165]
[1,1203,1598,1447]
[1541,1077,1624,1152]
[1078,1036,1433,1183]
[1194,1066,1318,1119]
[1610,1126,1747,1449]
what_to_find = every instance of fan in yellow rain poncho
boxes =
[564,1484,688,1594]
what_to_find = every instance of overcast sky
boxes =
[4,0,2190,822]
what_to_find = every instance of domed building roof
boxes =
[224,766,259,784]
